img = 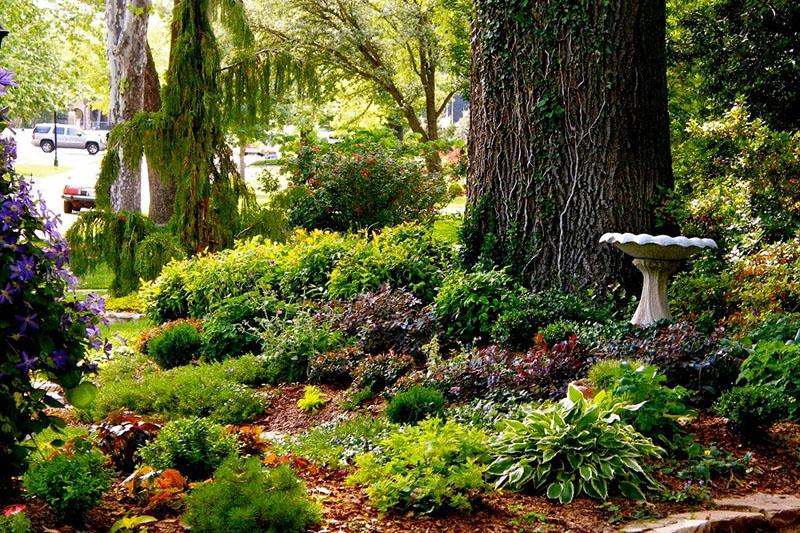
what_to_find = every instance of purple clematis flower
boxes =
[86,323,100,338]
[15,351,38,374]
[51,349,69,370]
[9,255,35,282]
[0,68,17,96]
[15,311,39,333]
[0,283,15,305]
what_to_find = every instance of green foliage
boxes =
[184,458,321,533]
[488,386,664,503]
[277,230,353,299]
[352,351,414,394]
[66,210,158,296]
[23,444,111,523]
[347,419,488,514]
[200,291,289,360]
[538,320,580,346]
[275,416,394,469]
[713,385,792,435]
[308,348,361,387]
[139,418,240,481]
[261,313,351,384]
[587,359,645,392]
[737,340,800,417]
[109,515,157,533]
[386,386,445,424]
[434,268,523,343]
[235,203,289,244]
[589,361,694,440]
[147,322,203,369]
[296,385,328,413]
[283,141,448,231]
[0,511,30,533]
[85,355,268,423]
[327,224,453,302]
[133,232,186,282]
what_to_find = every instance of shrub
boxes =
[136,319,203,355]
[85,355,268,423]
[538,320,581,346]
[283,140,448,232]
[347,419,488,514]
[1,111,106,486]
[588,361,694,441]
[352,351,415,394]
[308,347,361,387]
[278,230,352,300]
[200,291,289,360]
[183,458,321,533]
[434,268,524,343]
[147,322,203,368]
[386,386,445,424]
[587,359,645,391]
[737,340,800,416]
[488,386,664,503]
[90,412,161,472]
[275,416,394,469]
[331,285,436,359]
[600,322,744,406]
[713,385,792,435]
[261,313,351,384]
[297,386,328,413]
[327,224,453,302]
[0,510,30,533]
[139,418,240,480]
[23,442,112,523]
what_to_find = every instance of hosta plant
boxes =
[488,386,664,503]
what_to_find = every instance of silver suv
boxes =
[31,123,107,155]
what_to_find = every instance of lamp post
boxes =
[53,112,58,167]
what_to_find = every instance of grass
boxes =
[15,162,72,178]
[250,159,284,167]
[101,318,149,344]
[445,195,467,211]
[433,216,462,243]
[77,263,113,290]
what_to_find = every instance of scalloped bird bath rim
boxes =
[600,233,718,326]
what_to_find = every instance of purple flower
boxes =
[15,311,39,333]
[9,255,35,282]
[0,231,19,249]
[0,283,15,304]
[86,323,100,338]
[0,68,17,97]
[89,336,102,350]
[51,349,69,370]
[15,351,38,374]
[44,240,69,268]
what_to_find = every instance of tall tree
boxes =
[105,0,150,211]
[142,43,174,224]
[465,0,673,291]
[257,0,470,169]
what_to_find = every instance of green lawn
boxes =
[101,317,149,344]
[77,263,114,290]
[433,216,462,243]
[16,162,71,178]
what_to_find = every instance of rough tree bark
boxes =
[143,43,174,224]
[465,0,673,292]
[106,0,150,212]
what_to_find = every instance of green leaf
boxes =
[579,465,593,481]
[546,482,562,500]
[567,384,584,403]
[559,480,575,504]
[65,382,97,408]
[618,480,646,500]
[591,478,608,499]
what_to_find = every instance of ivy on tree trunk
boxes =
[465,0,673,292]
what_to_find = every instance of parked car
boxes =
[62,183,96,213]
[31,124,107,155]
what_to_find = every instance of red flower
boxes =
[3,504,26,516]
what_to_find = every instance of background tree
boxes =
[465,0,673,292]
[254,0,470,170]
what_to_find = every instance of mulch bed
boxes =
[11,391,800,532]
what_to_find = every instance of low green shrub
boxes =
[434,268,523,343]
[297,386,328,413]
[713,385,793,435]
[184,458,321,533]
[275,416,394,469]
[139,418,240,480]
[262,313,351,384]
[347,418,488,514]
[588,359,643,391]
[0,511,30,533]
[85,355,268,423]
[278,230,353,300]
[385,386,445,424]
[538,321,581,346]
[147,322,203,369]
[200,291,289,360]
[23,442,112,523]
[488,386,664,503]
[737,340,800,416]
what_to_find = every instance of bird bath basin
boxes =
[600,233,717,326]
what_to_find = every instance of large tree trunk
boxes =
[465,0,673,292]
[143,43,174,224]
[106,0,150,212]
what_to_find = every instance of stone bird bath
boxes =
[600,233,717,326]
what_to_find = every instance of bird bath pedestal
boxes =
[600,233,717,326]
